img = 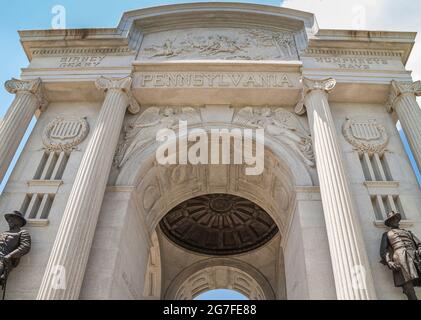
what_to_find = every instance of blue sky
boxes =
[1,0,421,300]
[0,0,282,193]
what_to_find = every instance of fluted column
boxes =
[37,76,140,300]
[295,77,376,300]
[387,80,421,171]
[0,78,46,183]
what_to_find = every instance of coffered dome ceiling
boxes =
[160,194,279,256]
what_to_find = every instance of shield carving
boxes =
[350,121,381,141]
[43,117,89,152]
[50,119,83,140]
[343,118,389,154]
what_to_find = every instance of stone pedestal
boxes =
[296,77,377,300]
[388,80,421,171]
[37,76,139,300]
[0,78,46,183]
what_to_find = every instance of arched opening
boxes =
[81,108,330,300]
[108,140,305,300]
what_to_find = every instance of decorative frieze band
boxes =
[30,47,134,57]
[304,48,403,58]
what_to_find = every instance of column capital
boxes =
[295,77,337,115]
[95,76,140,114]
[386,80,421,113]
[5,78,48,110]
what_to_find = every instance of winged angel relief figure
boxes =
[115,107,202,168]
[233,107,315,167]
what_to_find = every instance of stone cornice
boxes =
[308,29,416,65]
[19,3,315,61]
[122,2,316,22]
[313,29,417,42]
[19,28,142,61]
[17,3,416,68]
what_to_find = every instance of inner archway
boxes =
[165,262,273,300]
[157,193,280,300]
[195,290,249,300]
[124,145,301,301]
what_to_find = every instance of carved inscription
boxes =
[135,72,295,88]
[314,57,389,70]
[58,56,106,68]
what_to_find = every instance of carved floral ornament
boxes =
[386,80,421,113]
[42,117,90,152]
[342,118,389,155]
[4,78,48,110]
[115,106,315,169]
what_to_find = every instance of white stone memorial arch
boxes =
[1,2,420,300]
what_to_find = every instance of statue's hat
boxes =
[384,211,402,227]
[4,210,27,227]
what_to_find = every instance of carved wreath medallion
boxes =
[342,118,389,154]
[42,117,90,152]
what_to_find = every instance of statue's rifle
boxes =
[0,257,9,300]
[415,249,421,269]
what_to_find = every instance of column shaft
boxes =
[298,78,376,300]
[394,94,421,170]
[388,80,421,171]
[0,78,44,183]
[37,77,138,300]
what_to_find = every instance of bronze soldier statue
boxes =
[0,211,31,299]
[380,211,421,300]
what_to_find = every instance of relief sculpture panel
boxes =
[115,107,202,168]
[138,28,298,61]
[233,107,315,167]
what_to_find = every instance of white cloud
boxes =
[282,0,421,82]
